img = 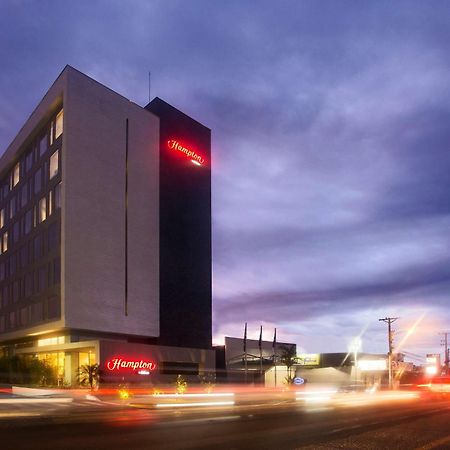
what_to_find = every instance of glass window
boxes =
[25,150,33,172]
[9,196,16,219]
[20,245,28,268]
[38,265,47,292]
[24,209,32,235]
[13,163,20,187]
[10,253,16,275]
[39,197,47,223]
[34,168,42,194]
[0,263,4,282]
[20,307,28,327]
[50,121,54,146]
[39,134,47,158]
[2,286,8,306]
[2,232,8,253]
[33,234,42,260]
[48,222,59,251]
[48,297,60,319]
[13,221,20,243]
[12,280,19,303]
[55,182,61,209]
[53,258,61,284]
[48,190,53,216]
[20,183,28,208]
[9,311,16,329]
[31,302,43,323]
[0,209,4,228]
[49,150,59,179]
[55,109,63,139]
[24,272,33,297]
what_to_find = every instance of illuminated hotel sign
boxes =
[167,139,205,166]
[106,358,156,372]
[297,354,320,366]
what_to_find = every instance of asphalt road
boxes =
[1,394,450,450]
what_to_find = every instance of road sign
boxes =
[293,377,305,385]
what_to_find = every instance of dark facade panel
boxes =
[146,98,212,349]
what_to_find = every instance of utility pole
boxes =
[379,317,399,389]
[439,332,449,375]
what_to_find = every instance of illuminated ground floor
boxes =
[1,332,215,387]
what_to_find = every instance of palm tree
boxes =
[279,345,297,384]
[77,363,99,390]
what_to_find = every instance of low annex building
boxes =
[0,66,214,385]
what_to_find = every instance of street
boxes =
[1,390,450,449]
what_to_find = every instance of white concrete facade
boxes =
[0,65,160,340]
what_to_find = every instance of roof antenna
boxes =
[148,71,151,103]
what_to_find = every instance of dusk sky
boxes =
[1,1,449,363]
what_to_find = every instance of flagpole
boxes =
[273,328,277,388]
[244,322,248,384]
[259,325,263,383]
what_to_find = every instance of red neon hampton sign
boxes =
[106,358,156,372]
[167,139,205,166]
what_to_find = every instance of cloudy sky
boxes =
[1,1,449,362]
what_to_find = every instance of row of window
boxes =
[0,149,59,227]
[0,294,60,332]
[0,258,60,310]
[0,224,60,282]
[0,182,61,255]
[1,110,63,199]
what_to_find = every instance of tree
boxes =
[77,364,99,390]
[279,345,297,384]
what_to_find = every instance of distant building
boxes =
[0,66,213,384]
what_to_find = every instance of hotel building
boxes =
[0,66,214,384]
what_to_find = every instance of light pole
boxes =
[349,337,362,387]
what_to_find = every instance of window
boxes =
[55,182,61,209]
[39,197,47,223]
[20,307,28,327]
[9,196,16,219]
[2,232,8,253]
[0,209,4,228]
[24,209,32,235]
[20,183,27,208]
[12,280,20,303]
[24,272,33,297]
[49,150,59,179]
[13,221,20,243]
[48,222,59,251]
[20,245,28,268]
[55,109,63,139]
[25,150,33,172]
[13,163,20,187]
[2,286,8,306]
[53,258,61,284]
[0,263,4,282]
[10,253,17,275]
[34,168,42,194]
[47,297,60,319]
[39,134,47,158]
[38,265,47,292]
[31,302,43,323]
[50,121,54,146]
[33,234,42,260]
[48,190,53,216]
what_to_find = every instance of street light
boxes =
[349,337,362,387]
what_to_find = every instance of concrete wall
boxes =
[63,67,159,337]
